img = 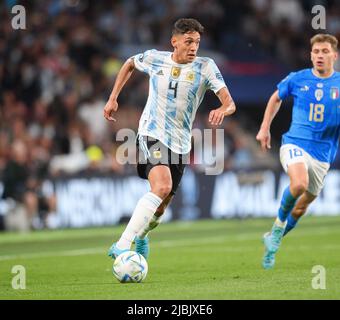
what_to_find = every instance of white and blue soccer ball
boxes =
[112,251,148,283]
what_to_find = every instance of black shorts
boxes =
[136,135,189,196]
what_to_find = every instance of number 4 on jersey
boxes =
[168,81,178,99]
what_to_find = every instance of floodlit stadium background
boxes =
[1,0,340,231]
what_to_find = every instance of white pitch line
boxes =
[2,241,339,262]
[0,247,105,261]
[0,236,229,261]
[1,227,339,262]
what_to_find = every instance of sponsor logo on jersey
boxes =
[330,87,339,100]
[317,83,323,88]
[300,85,309,91]
[171,67,181,79]
[156,69,164,76]
[215,72,224,81]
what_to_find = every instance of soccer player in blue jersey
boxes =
[104,18,236,260]
[256,33,340,269]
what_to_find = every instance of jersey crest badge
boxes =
[185,71,195,82]
[330,87,339,100]
[315,89,323,101]
[171,67,181,79]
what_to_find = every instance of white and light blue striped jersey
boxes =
[132,49,226,154]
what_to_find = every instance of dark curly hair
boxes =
[172,18,204,36]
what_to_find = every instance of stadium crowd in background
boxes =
[1,0,340,230]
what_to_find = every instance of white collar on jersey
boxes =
[168,53,196,66]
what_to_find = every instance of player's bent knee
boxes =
[152,183,173,200]
[290,182,308,197]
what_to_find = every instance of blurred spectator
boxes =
[270,0,305,30]
[1,140,35,231]
[78,97,108,143]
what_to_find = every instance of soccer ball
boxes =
[112,251,148,283]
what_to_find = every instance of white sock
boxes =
[116,192,162,250]
[137,214,163,239]
[275,217,287,228]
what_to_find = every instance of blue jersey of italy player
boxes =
[277,68,340,163]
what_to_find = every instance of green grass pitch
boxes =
[0,216,340,299]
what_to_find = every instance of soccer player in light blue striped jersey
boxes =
[256,34,340,269]
[104,18,236,260]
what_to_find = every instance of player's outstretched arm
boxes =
[103,58,135,122]
[209,87,236,126]
[256,90,282,151]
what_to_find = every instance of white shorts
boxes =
[280,144,330,196]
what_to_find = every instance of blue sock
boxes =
[278,187,297,222]
[283,214,299,236]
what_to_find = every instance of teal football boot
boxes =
[107,243,129,260]
[262,224,285,269]
[135,236,149,260]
